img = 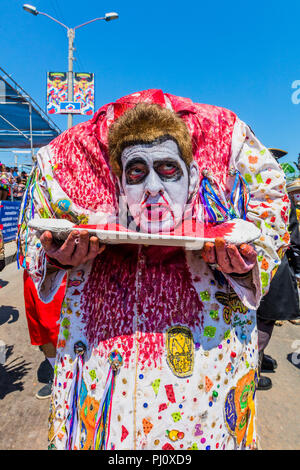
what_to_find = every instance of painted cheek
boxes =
[164,176,189,208]
[126,185,146,206]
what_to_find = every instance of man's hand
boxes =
[40,230,106,268]
[201,237,257,275]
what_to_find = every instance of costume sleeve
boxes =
[224,118,290,309]
[17,149,67,303]
[17,144,92,303]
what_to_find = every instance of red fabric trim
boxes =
[23,270,66,347]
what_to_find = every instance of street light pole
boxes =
[23,5,119,130]
[67,28,75,129]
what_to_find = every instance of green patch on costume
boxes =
[255,173,264,184]
[62,329,70,340]
[200,291,210,301]
[61,317,70,328]
[152,379,161,395]
[209,310,219,320]
[171,412,182,422]
[224,329,231,340]
[261,271,269,288]
[203,326,216,338]
[89,369,97,381]
[244,173,253,184]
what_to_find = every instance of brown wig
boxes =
[108,103,193,178]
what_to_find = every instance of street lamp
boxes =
[23,4,38,15]
[23,4,119,129]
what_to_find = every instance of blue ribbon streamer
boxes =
[200,171,250,223]
[200,177,233,223]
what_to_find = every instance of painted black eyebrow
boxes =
[124,157,147,172]
[153,158,182,168]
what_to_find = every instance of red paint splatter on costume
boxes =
[50,89,234,369]
[81,245,203,368]
[49,89,236,215]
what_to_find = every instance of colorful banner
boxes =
[0,200,21,242]
[47,72,68,115]
[59,101,82,114]
[46,72,95,115]
[73,73,94,115]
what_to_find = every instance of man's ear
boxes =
[188,161,199,199]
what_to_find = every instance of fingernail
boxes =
[215,238,225,248]
[240,244,251,255]
[206,242,215,248]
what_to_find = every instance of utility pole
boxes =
[67,28,75,129]
[23,4,119,130]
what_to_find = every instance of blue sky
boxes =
[1,0,300,169]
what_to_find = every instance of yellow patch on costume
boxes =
[166,326,194,378]
[234,370,256,445]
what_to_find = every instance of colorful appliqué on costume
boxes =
[215,291,248,324]
[224,369,257,446]
[166,326,194,378]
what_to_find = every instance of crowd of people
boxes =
[0,163,28,201]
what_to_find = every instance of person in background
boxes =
[21,171,28,185]
[5,166,13,178]
[285,178,300,325]
[256,150,300,390]
[12,167,19,178]
[13,176,26,201]
[0,164,10,201]
[0,228,4,272]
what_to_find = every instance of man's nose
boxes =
[144,169,164,196]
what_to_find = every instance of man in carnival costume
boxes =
[18,89,290,450]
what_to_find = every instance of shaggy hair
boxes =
[108,103,193,177]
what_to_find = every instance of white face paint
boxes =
[120,139,199,233]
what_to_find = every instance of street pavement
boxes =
[0,256,300,450]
